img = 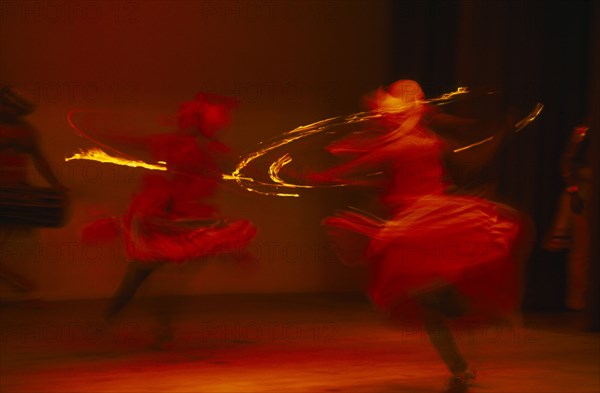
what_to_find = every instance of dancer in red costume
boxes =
[307,81,534,392]
[82,93,257,347]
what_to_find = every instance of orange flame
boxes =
[228,87,472,197]
[65,148,167,171]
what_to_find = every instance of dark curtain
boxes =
[389,0,598,328]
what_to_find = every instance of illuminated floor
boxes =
[1,294,599,393]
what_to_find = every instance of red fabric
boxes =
[323,81,523,318]
[177,93,238,138]
[81,93,256,264]
[81,217,121,244]
[124,217,257,263]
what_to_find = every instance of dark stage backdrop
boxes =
[388,0,598,328]
[1,0,597,328]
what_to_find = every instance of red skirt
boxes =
[82,216,257,264]
[124,217,257,263]
[324,194,525,318]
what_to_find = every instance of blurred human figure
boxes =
[81,93,257,348]
[0,86,67,303]
[307,81,534,392]
[544,124,592,311]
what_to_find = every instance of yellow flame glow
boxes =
[269,154,292,186]
[229,112,387,197]
[65,148,167,171]
[429,86,469,104]
[453,136,495,153]
[453,102,544,153]
[514,103,544,132]
[229,87,471,197]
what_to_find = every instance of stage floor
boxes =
[1,293,599,393]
